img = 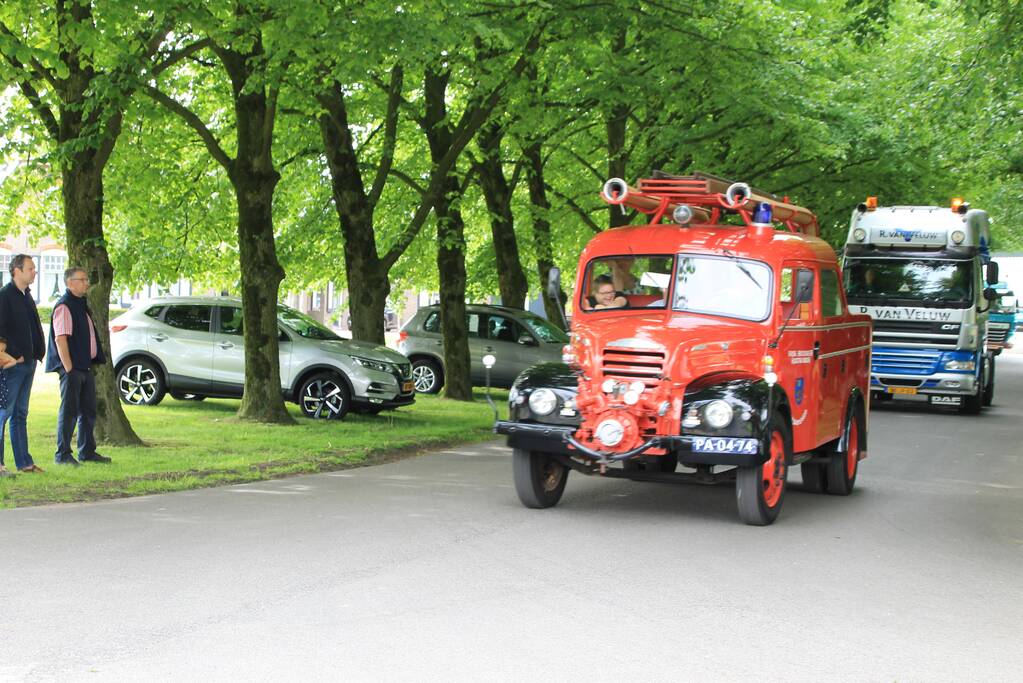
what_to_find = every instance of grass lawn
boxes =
[0,368,505,508]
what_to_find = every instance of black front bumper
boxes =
[493,420,766,467]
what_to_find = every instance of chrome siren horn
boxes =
[601,178,629,204]
[725,182,751,207]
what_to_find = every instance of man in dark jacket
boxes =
[47,266,110,465]
[0,254,46,473]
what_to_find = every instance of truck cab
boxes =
[495,172,871,525]
[987,282,1017,355]
[843,198,1000,412]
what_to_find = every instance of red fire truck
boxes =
[494,172,872,525]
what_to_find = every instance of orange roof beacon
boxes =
[494,171,873,525]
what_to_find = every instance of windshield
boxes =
[844,258,973,307]
[579,255,675,311]
[521,314,569,343]
[993,296,1017,314]
[673,255,772,321]
[277,305,341,340]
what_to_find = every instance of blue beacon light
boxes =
[752,202,772,224]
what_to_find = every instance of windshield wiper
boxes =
[722,249,762,290]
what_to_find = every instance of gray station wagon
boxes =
[109,297,414,419]
[397,304,568,393]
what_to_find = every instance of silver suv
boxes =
[397,304,567,393]
[109,297,414,419]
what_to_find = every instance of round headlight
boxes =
[623,390,640,405]
[595,418,625,447]
[672,204,694,224]
[951,230,965,245]
[629,380,645,394]
[703,400,734,429]
[601,379,616,394]
[528,388,558,416]
[853,228,866,242]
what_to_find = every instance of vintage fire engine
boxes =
[494,172,872,525]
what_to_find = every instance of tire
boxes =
[800,462,827,493]
[170,392,206,402]
[736,412,790,526]
[411,358,443,394]
[513,448,569,509]
[959,362,984,415]
[826,401,863,496]
[982,355,995,407]
[117,359,166,406]
[299,371,351,420]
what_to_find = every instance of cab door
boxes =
[774,264,820,453]
[816,267,848,444]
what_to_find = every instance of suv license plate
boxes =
[691,437,758,454]
[402,381,413,393]
[887,386,917,395]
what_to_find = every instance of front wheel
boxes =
[982,355,995,406]
[299,372,351,420]
[736,412,790,526]
[411,358,443,394]
[513,449,568,509]
[117,359,166,406]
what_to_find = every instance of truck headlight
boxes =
[945,359,975,371]
[528,388,558,416]
[702,400,734,429]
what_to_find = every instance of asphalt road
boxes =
[2,356,1022,682]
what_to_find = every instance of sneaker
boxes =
[80,453,112,464]
[55,457,80,466]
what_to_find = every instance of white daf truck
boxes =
[843,198,1000,413]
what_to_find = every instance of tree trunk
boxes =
[475,122,527,309]
[221,48,293,424]
[522,141,566,328]
[61,155,143,445]
[424,68,472,401]
[607,28,632,230]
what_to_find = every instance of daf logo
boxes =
[940,324,958,331]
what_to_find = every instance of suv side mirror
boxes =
[517,333,538,347]
[987,261,999,286]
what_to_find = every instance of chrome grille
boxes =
[988,323,1010,345]
[872,348,942,376]
[601,347,665,387]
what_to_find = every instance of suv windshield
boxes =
[520,314,569,343]
[844,258,974,307]
[277,305,341,340]
[674,255,772,321]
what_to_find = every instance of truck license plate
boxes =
[402,381,414,393]
[887,386,917,395]
[691,437,759,455]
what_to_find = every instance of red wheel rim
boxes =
[761,431,786,508]
[846,419,858,478]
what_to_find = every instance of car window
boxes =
[485,315,525,343]
[163,305,212,332]
[144,305,166,320]
[276,305,341,340]
[422,311,481,337]
[520,314,568,343]
[820,269,844,318]
[218,307,244,335]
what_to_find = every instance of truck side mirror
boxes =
[986,261,999,286]
[983,288,997,302]
[547,267,561,300]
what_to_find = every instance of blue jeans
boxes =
[0,362,37,470]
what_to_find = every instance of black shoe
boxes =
[55,457,80,466]
[80,453,112,464]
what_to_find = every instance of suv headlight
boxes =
[353,357,392,373]
[702,400,734,429]
[528,388,558,416]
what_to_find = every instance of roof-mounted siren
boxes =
[721,180,819,237]
[602,178,629,205]
[856,196,878,213]
[600,177,709,225]
[725,182,751,208]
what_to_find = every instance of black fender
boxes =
[681,373,787,442]
[836,387,867,455]
[507,362,580,426]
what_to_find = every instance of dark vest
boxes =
[46,291,105,373]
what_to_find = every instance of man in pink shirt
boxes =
[45,267,111,465]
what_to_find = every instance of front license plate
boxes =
[691,437,759,455]
[887,386,917,395]
[402,381,414,393]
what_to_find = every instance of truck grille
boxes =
[988,322,1010,345]
[872,348,942,376]
[601,347,665,387]
[872,320,958,349]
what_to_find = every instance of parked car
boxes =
[346,309,399,332]
[109,297,415,419]
[397,304,568,393]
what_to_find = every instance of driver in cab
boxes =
[583,275,628,310]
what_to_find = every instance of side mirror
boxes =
[987,261,999,286]
[517,333,538,347]
[983,288,997,301]
[546,266,562,300]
